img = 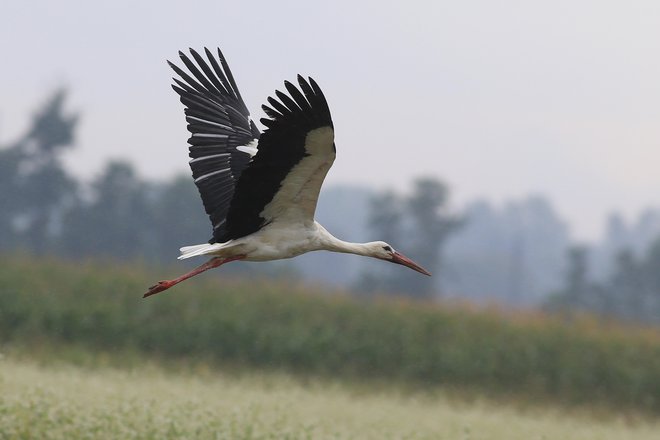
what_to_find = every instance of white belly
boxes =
[238,221,323,262]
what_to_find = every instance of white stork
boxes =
[145,48,431,298]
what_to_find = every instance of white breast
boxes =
[238,221,325,261]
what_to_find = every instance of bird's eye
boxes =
[383,245,392,252]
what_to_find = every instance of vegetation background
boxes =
[2,257,660,438]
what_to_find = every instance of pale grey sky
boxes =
[2,0,660,241]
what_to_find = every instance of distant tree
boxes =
[639,240,660,321]
[60,161,153,259]
[24,89,78,155]
[610,242,660,323]
[547,239,660,325]
[0,147,23,249]
[544,245,599,315]
[353,191,404,295]
[443,196,570,306]
[404,177,462,297]
[148,175,210,262]
[591,210,660,281]
[0,88,79,252]
[605,213,628,251]
[606,249,640,319]
[564,246,590,306]
[356,177,461,299]
[368,191,403,245]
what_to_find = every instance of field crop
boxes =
[1,256,660,412]
[2,356,659,440]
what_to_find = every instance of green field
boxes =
[2,356,659,440]
[2,257,660,412]
[1,256,660,437]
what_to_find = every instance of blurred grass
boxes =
[1,256,660,412]
[3,357,660,440]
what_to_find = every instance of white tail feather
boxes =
[178,243,223,260]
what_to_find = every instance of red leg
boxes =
[143,255,245,298]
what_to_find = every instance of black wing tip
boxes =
[283,81,299,95]
[284,80,299,92]
[274,89,286,100]
[293,75,324,100]
[171,83,183,94]
[168,46,254,114]
[308,77,322,93]
[261,73,331,127]
[296,74,312,90]
[261,104,279,119]
[169,47,228,76]
[288,76,314,90]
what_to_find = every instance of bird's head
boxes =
[368,241,432,276]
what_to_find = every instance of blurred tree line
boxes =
[545,210,660,324]
[442,198,570,305]
[548,241,660,324]
[3,89,660,323]
[0,89,209,263]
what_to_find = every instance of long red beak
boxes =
[390,251,432,276]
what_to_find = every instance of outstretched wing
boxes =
[169,48,260,243]
[223,75,335,240]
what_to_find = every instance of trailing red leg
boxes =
[143,255,245,298]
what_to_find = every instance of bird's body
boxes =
[180,221,369,262]
[182,221,325,262]
[145,48,430,298]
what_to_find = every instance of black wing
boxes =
[222,75,335,241]
[169,48,260,243]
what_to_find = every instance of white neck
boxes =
[315,223,375,257]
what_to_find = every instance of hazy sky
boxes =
[2,0,660,241]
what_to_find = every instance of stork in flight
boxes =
[144,48,431,298]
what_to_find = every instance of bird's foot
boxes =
[143,280,174,298]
